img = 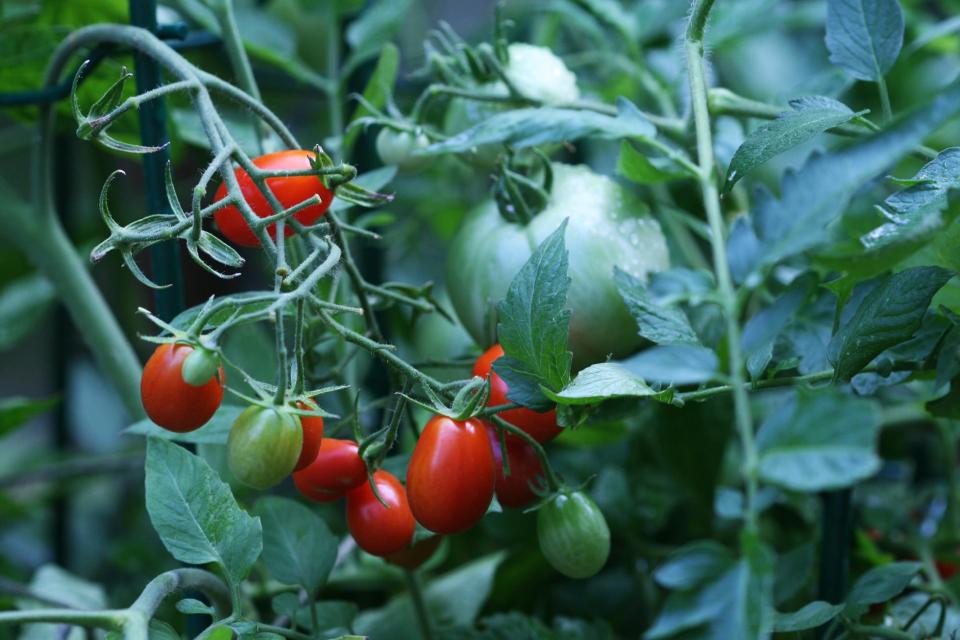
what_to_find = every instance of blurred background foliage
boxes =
[2,0,960,638]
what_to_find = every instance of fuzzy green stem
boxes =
[685,0,759,534]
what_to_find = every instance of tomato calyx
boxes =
[399,376,490,422]
[493,151,554,225]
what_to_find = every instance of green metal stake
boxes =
[129,0,184,320]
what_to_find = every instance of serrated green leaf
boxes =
[741,274,816,379]
[825,0,904,82]
[828,266,953,381]
[125,405,243,445]
[617,140,691,184]
[494,221,572,408]
[724,96,860,191]
[145,438,262,585]
[619,344,718,386]
[546,362,666,405]
[614,268,700,345]
[254,496,336,594]
[756,388,879,492]
[421,105,656,155]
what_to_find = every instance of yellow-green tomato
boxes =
[446,163,669,368]
[227,406,303,490]
[537,491,610,579]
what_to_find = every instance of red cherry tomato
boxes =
[406,415,495,534]
[386,535,443,570]
[485,424,545,509]
[292,438,366,502]
[473,344,562,444]
[293,401,324,472]
[141,343,224,432]
[212,150,334,247]
[346,470,415,556]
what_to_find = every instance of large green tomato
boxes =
[227,406,303,490]
[446,163,669,367]
[443,43,580,166]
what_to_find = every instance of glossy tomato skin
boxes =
[292,438,366,502]
[386,534,443,570]
[213,150,334,247]
[537,491,610,579]
[474,344,561,444]
[447,163,669,369]
[407,416,495,534]
[346,470,415,556]
[227,406,303,490]
[293,401,324,472]
[141,343,224,433]
[485,424,545,508]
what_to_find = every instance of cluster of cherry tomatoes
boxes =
[139,150,610,578]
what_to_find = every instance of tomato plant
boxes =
[406,415,496,534]
[140,343,224,432]
[212,149,335,247]
[5,0,960,638]
[346,470,416,557]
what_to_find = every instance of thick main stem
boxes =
[684,0,759,533]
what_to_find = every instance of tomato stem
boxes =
[404,569,435,640]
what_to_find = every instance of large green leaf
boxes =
[421,100,656,155]
[254,497,337,595]
[773,601,844,632]
[828,266,953,381]
[756,388,879,492]
[546,362,667,405]
[494,222,572,409]
[724,96,861,191]
[614,268,700,345]
[844,562,922,617]
[0,395,59,439]
[125,405,243,445]
[825,0,904,82]
[145,438,262,585]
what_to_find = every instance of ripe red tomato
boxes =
[292,438,366,502]
[293,401,324,472]
[386,534,443,569]
[212,150,334,247]
[140,343,224,432]
[406,415,495,534]
[346,470,415,556]
[473,344,562,443]
[485,424,545,508]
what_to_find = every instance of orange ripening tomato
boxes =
[213,149,334,247]
[486,423,545,508]
[473,344,562,443]
[406,415,496,534]
[293,401,324,472]
[141,343,224,432]
[346,470,416,556]
[293,438,366,502]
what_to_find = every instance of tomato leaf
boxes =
[125,405,243,445]
[773,601,844,633]
[844,562,922,617]
[495,221,572,409]
[0,273,55,351]
[653,541,736,591]
[254,496,337,595]
[828,266,953,381]
[420,102,656,155]
[145,438,262,586]
[545,362,671,405]
[736,81,960,279]
[617,140,693,184]
[723,96,862,192]
[614,268,700,346]
[0,395,59,439]
[741,274,817,379]
[619,344,718,386]
[825,0,904,82]
[755,388,880,492]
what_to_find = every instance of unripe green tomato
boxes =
[446,163,669,368]
[375,129,431,171]
[227,406,303,490]
[537,491,610,579]
[180,348,221,387]
[443,43,580,167]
